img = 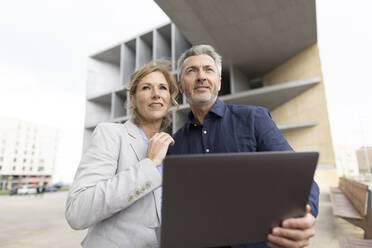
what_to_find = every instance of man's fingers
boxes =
[268,234,310,248]
[282,213,315,229]
[272,227,315,241]
[267,206,315,247]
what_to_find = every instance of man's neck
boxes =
[190,99,217,125]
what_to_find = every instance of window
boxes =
[13,158,17,162]
[12,166,16,171]
[39,159,45,165]
[37,166,44,172]
[29,167,33,171]
[24,150,27,155]
[23,158,26,163]
[0,166,2,171]
[22,166,25,171]
[14,149,18,154]
[31,160,33,164]
[0,157,3,162]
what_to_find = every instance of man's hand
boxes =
[267,205,315,248]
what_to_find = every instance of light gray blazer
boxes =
[65,120,162,248]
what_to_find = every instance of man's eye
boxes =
[186,68,195,73]
[207,67,214,72]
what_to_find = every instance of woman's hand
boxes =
[146,132,175,167]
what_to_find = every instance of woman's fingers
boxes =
[147,132,174,166]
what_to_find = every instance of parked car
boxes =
[44,185,59,192]
[16,185,38,195]
[9,187,18,195]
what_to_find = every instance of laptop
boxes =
[160,151,318,248]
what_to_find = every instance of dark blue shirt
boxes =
[168,99,320,248]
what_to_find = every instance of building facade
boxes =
[83,0,337,191]
[356,146,372,173]
[0,116,57,190]
[334,145,360,177]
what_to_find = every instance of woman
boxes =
[65,61,178,248]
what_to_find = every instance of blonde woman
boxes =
[66,61,178,248]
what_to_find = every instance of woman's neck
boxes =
[138,120,162,140]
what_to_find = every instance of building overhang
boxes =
[155,0,317,77]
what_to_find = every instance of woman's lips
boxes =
[149,102,163,108]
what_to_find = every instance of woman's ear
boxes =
[130,95,136,109]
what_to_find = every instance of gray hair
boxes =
[177,44,222,82]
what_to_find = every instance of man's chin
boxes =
[187,95,216,106]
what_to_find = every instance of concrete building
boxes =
[334,145,359,177]
[356,146,372,173]
[0,116,58,190]
[83,0,337,191]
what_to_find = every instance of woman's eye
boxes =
[142,86,150,90]
[160,85,168,90]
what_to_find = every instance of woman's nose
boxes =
[152,88,160,98]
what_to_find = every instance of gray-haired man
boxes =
[168,44,319,248]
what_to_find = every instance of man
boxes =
[168,45,319,248]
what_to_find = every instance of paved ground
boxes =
[309,192,363,247]
[0,192,86,248]
[0,191,365,248]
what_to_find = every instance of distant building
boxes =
[0,116,58,190]
[356,146,372,173]
[334,145,359,177]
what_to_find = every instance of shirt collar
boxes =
[137,127,149,146]
[209,98,225,118]
[186,98,226,128]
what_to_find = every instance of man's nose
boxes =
[197,70,207,82]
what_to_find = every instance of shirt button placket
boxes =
[202,128,210,153]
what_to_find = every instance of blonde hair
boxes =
[127,60,179,130]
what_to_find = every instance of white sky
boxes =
[0,0,169,183]
[316,0,372,149]
[0,0,371,183]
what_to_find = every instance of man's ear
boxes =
[178,82,184,94]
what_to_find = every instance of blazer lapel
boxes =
[124,119,162,223]
[124,120,147,161]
